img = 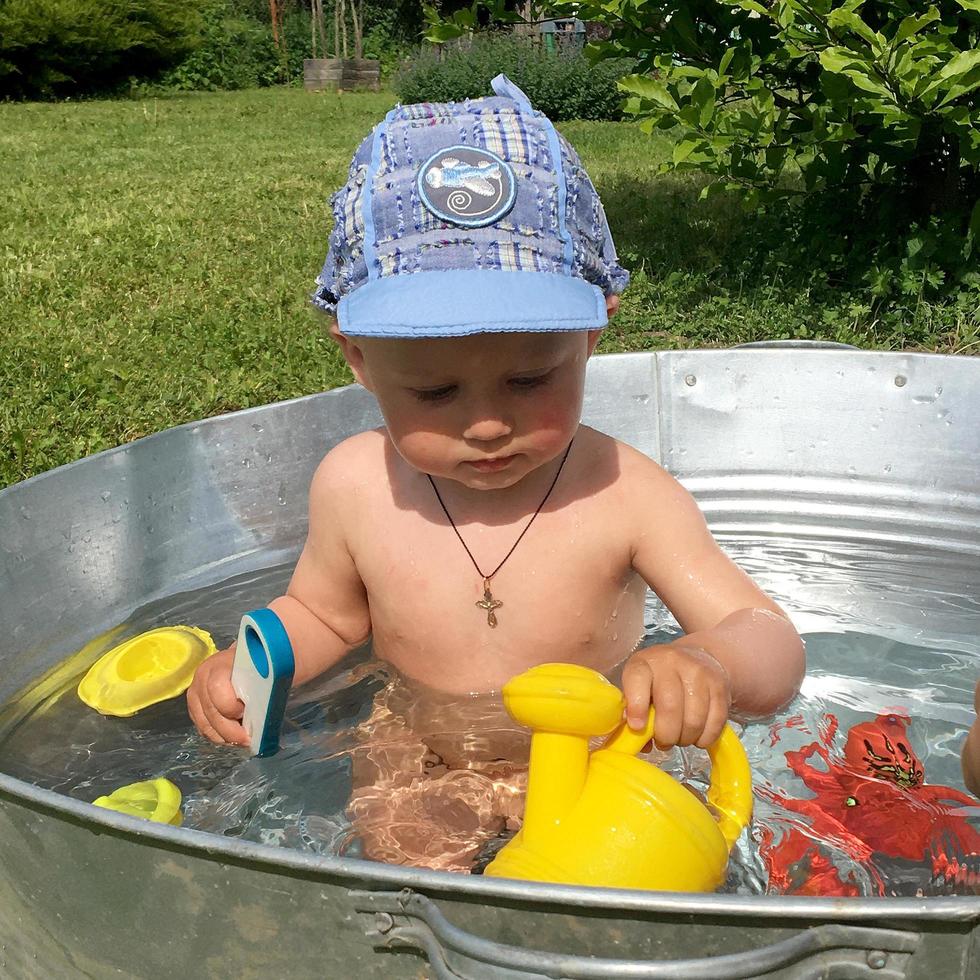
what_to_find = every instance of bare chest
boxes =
[348,497,647,692]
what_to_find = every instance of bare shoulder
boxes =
[310,428,388,495]
[578,427,689,496]
[579,428,706,534]
[306,429,391,533]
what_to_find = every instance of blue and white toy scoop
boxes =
[230,609,294,757]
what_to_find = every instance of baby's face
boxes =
[343,330,600,490]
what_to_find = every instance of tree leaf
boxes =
[719,46,736,78]
[690,76,716,128]
[618,74,679,110]
[819,46,862,75]
[826,9,881,51]
[936,66,980,107]
[725,1,770,15]
[919,49,980,102]
[894,8,941,45]
[423,23,468,43]
[673,138,699,164]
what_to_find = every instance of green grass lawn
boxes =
[3,87,977,486]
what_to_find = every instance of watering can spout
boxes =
[485,663,754,892]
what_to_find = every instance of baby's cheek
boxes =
[393,430,454,472]
[527,397,582,447]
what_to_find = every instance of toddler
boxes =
[963,681,980,798]
[188,77,805,851]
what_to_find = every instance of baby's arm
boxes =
[187,448,372,745]
[623,449,805,748]
[962,681,980,798]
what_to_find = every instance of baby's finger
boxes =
[622,657,655,730]
[200,695,248,747]
[207,673,244,721]
[652,672,685,749]
[678,684,710,747]
[187,687,228,745]
[186,686,207,736]
[697,686,731,749]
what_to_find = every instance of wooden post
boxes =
[351,0,363,61]
[338,0,348,60]
[268,0,287,79]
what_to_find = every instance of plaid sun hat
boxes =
[313,74,629,338]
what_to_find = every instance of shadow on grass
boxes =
[593,171,979,354]
[598,172,818,289]
[593,172,840,350]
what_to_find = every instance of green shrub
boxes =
[362,6,418,80]
[157,2,417,93]
[430,2,980,320]
[159,0,286,91]
[394,33,635,122]
[0,0,201,99]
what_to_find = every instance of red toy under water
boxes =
[759,710,980,896]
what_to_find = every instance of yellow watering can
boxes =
[484,663,753,892]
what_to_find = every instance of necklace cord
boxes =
[427,440,573,582]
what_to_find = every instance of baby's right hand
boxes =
[186,647,249,747]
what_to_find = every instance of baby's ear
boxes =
[328,321,371,390]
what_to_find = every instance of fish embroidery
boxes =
[425,158,501,197]
[417,146,516,227]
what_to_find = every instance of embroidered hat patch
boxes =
[417,145,517,228]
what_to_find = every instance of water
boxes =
[0,537,978,895]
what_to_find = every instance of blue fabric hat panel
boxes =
[368,89,566,282]
[313,75,629,336]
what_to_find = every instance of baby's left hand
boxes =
[621,643,732,749]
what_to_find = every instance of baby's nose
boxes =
[463,415,513,442]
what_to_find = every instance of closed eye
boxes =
[412,384,456,403]
[509,372,551,390]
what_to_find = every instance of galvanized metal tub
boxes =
[1,347,978,979]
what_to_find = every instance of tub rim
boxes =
[3,346,979,920]
[4,769,978,921]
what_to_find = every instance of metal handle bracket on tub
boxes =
[351,889,919,980]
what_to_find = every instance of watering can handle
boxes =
[603,709,753,849]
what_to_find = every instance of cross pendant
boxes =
[475,577,503,628]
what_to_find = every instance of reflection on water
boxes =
[0,533,977,896]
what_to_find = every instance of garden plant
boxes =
[2,3,978,486]
[429,1,980,329]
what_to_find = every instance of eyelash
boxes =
[414,386,455,403]
[511,373,550,390]
[412,374,551,403]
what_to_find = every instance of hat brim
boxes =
[336,270,608,338]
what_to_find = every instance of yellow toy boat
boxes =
[484,663,754,892]
[92,778,183,826]
[77,625,216,717]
